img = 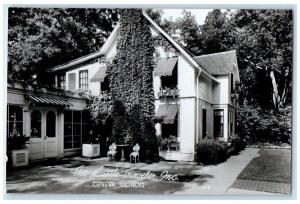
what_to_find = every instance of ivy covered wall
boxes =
[106,9,159,162]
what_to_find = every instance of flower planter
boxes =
[82,144,100,158]
[11,149,29,167]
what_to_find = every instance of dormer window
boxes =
[79,70,88,91]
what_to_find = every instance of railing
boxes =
[158,87,180,99]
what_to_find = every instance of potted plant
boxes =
[7,113,30,167]
[82,130,100,158]
[8,135,30,167]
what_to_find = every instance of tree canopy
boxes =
[8,8,118,87]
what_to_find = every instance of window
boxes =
[161,63,178,89]
[101,76,110,92]
[230,111,234,136]
[31,110,41,138]
[7,105,23,138]
[46,111,56,137]
[64,110,88,149]
[79,70,88,91]
[58,74,66,90]
[214,109,224,138]
[231,73,234,93]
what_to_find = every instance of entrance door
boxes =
[29,108,58,160]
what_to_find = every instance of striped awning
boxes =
[153,57,178,77]
[26,95,72,107]
[154,104,178,124]
[90,66,107,82]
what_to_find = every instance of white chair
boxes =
[107,143,117,162]
[130,143,140,163]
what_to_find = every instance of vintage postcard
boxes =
[4,5,294,198]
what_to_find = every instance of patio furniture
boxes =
[116,144,129,162]
[130,143,140,163]
[107,143,117,162]
[169,141,180,151]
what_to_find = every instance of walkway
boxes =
[174,148,261,194]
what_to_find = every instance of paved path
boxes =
[174,148,260,194]
[230,179,290,194]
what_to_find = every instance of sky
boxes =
[162,9,213,25]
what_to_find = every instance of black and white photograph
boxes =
[3,3,294,198]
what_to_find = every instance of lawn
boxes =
[237,149,291,183]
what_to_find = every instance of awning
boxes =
[90,66,107,82]
[154,104,178,124]
[26,95,72,107]
[153,57,178,77]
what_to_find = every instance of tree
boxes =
[107,9,159,163]
[8,8,118,87]
[199,9,235,55]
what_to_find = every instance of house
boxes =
[6,10,239,162]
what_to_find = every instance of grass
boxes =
[237,149,291,183]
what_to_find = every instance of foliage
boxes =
[229,134,246,154]
[195,139,229,165]
[107,9,159,163]
[7,135,30,150]
[236,104,291,144]
[157,135,179,150]
[88,91,112,124]
[8,8,118,87]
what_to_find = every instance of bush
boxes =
[195,139,229,165]
[236,104,291,145]
[229,135,246,154]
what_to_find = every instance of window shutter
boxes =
[68,73,76,91]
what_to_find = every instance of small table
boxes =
[116,144,130,162]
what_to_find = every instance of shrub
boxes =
[195,139,229,165]
[229,135,246,154]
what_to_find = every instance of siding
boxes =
[197,74,213,103]
[177,54,196,97]
[212,75,229,105]
[178,98,195,154]
[65,62,101,95]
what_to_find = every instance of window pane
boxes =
[9,105,23,122]
[46,111,56,137]
[73,124,81,136]
[64,123,72,136]
[64,111,72,122]
[214,110,224,138]
[64,136,72,149]
[73,111,81,123]
[73,136,81,148]
[31,110,41,138]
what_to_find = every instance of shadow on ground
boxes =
[6,157,214,194]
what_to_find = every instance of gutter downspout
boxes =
[196,69,201,145]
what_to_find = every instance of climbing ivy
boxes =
[106,9,159,163]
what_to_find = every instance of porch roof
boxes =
[154,104,178,124]
[26,95,72,107]
[90,66,107,83]
[153,57,178,77]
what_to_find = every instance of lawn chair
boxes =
[130,143,140,163]
[107,143,117,162]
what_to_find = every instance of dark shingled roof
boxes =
[194,50,240,82]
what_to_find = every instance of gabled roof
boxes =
[194,50,240,82]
